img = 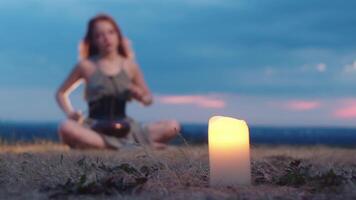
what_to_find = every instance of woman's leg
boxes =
[146,120,180,149]
[58,119,107,149]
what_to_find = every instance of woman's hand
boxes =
[141,94,153,106]
[128,84,153,106]
[129,84,144,100]
[67,110,84,122]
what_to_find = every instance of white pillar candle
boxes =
[209,116,251,186]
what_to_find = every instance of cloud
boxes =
[299,62,327,73]
[333,99,356,119]
[343,61,356,73]
[316,63,326,72]
[1,87,356,127]
[172,0,237,7]
[157,95,226,109]
[264,67,276,76]
[130,94,356,126]
[284,100,321,111]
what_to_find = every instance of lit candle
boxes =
[209,116,251,186]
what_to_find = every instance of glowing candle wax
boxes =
[208,116,251,186]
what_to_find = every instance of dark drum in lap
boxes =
[88,95,130,137]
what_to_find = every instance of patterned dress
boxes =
[83,59,150,149]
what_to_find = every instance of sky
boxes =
[0,0,356,126]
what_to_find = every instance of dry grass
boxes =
[0,141,355,199]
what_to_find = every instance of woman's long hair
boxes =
[79,14,129,60]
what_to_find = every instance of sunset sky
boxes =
[0,0,356,126]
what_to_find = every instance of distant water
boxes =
[0,122,356,147]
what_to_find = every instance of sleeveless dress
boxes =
[83,61,150,149]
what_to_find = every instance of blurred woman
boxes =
[56,14,179,150]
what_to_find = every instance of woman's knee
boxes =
[58,119,77,139]
[147,120,179,140]
[165,120,180,137]
[58,120,105,149]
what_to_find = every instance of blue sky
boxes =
[0,0,356,126]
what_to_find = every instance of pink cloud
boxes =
[285,100,321,111]
[333,99,356,119]
[157,95,225,109]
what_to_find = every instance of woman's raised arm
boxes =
[55,62,85,119]
[130,61,153,106]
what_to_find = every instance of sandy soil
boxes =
[0,141,355,200]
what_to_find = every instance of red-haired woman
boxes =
[56,14,180,150]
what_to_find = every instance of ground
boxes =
[0,141,355,200]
